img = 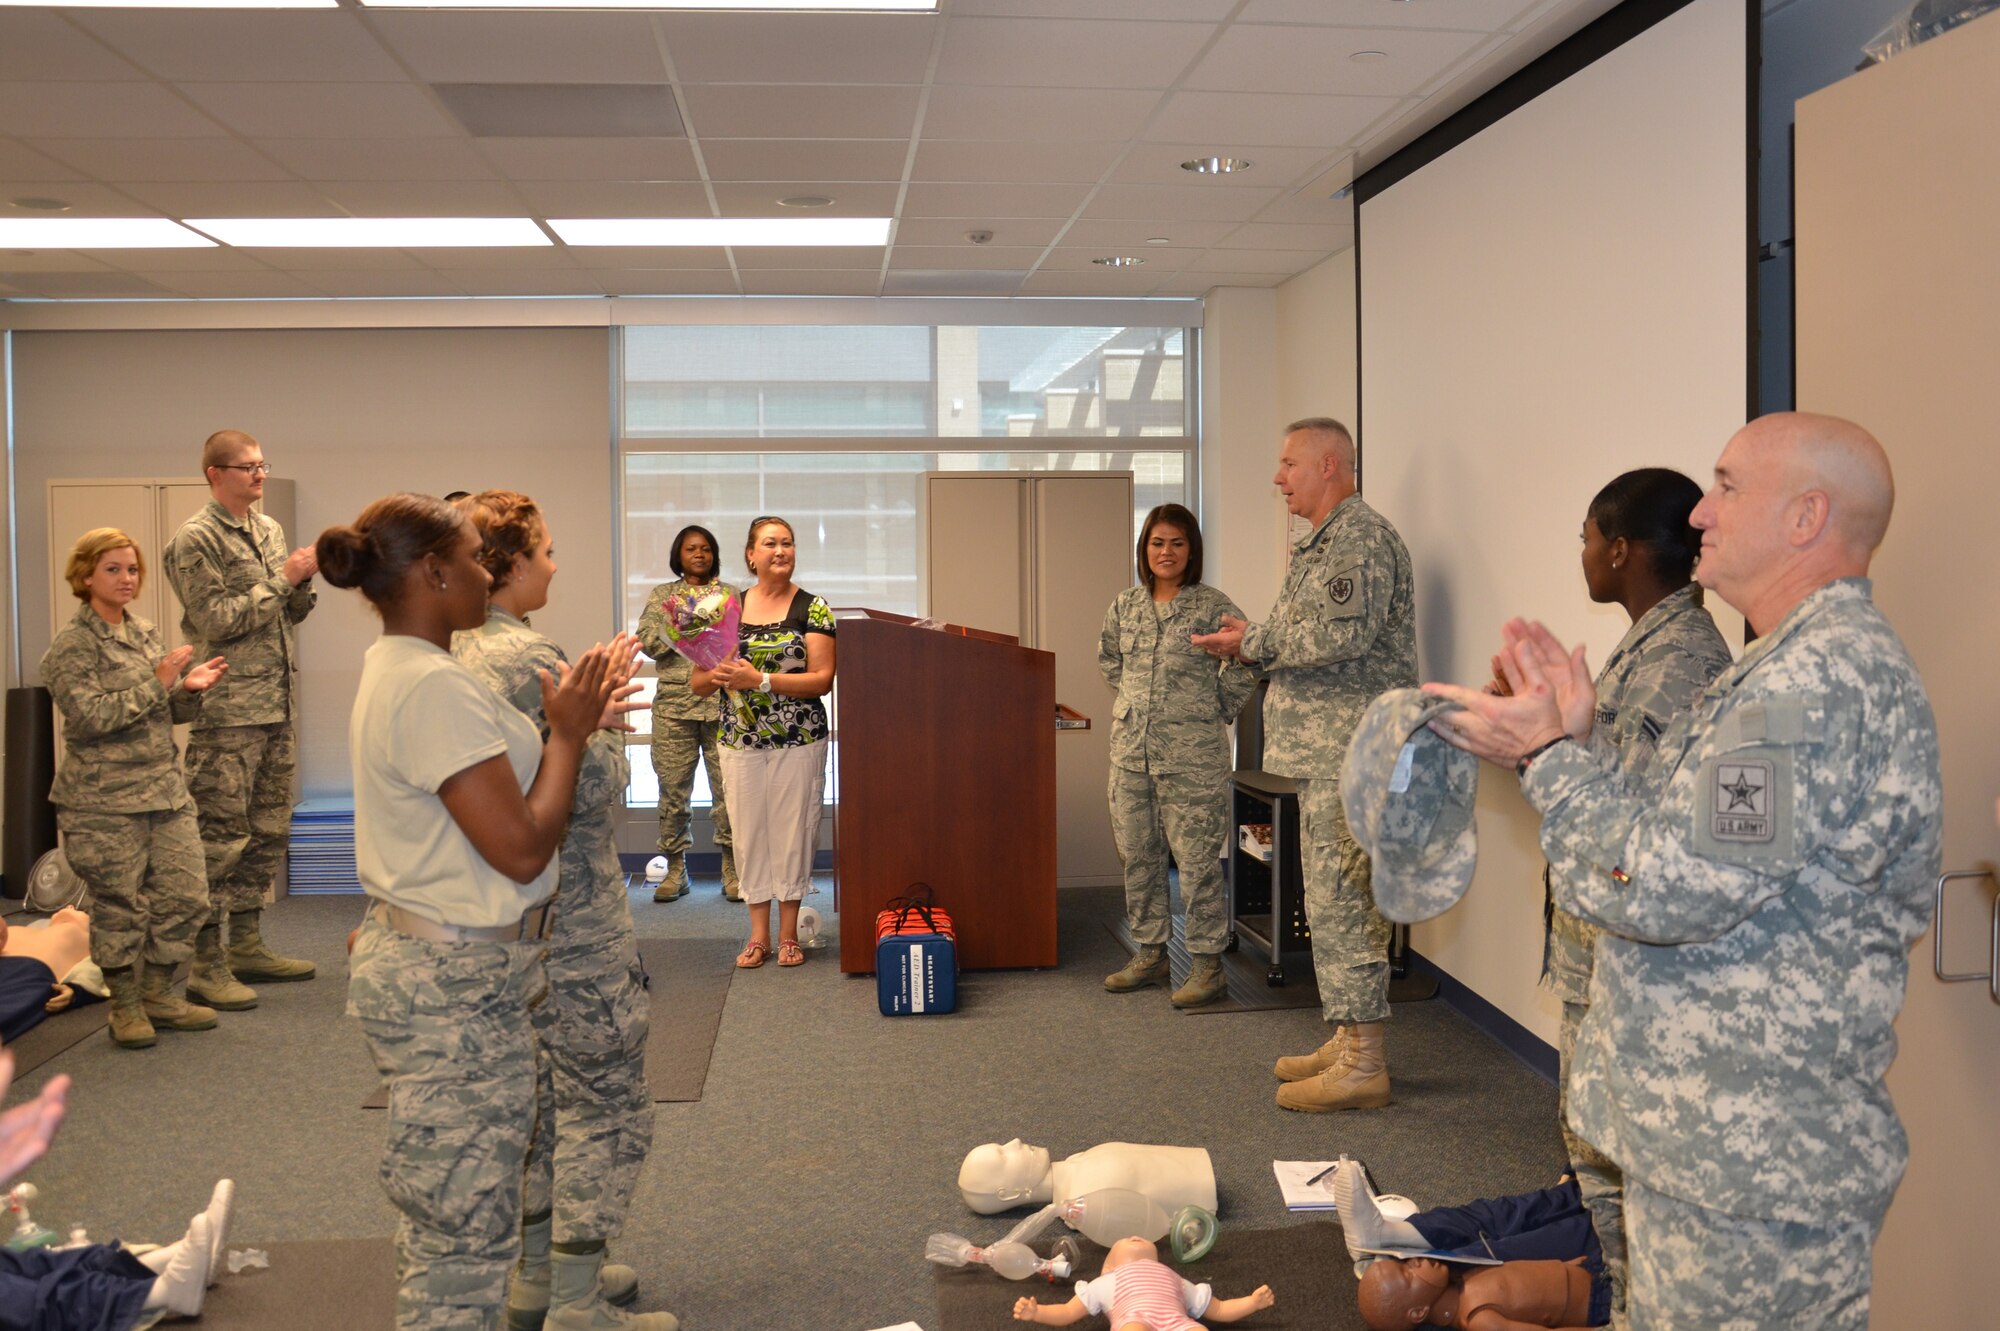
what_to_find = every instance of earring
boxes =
[436,579,448,592]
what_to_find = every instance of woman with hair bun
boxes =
[319,493,628,1331]
[450,490,669,1331]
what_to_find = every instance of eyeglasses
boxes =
[213,462,273,477]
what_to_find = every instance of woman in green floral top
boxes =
[691,516,836,968]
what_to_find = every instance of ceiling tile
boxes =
[882,269,1027,296]
[729,245,887,271]
[444,268,607,297]
[30,138,292,183]
[135,268,322,299]
[661,13,937,84]
[936,18,1215,89]
[0,83,223,139]
[303,269,474,298]
[1219,221,1353,250]
[1082,183,1280,222]
[1112,142,1334,189]
[320,181,531,217]
[1056,217,1234,249]
[591,268,739,296]
[368,13,668,84]
[74,13,405,83]
[920,85,1163,142]
[0,140,86,183]
[1237,0,1543,31]
[117,180,340,218]
[681,85,919,140]
[1037,246,1193,272]
[0,251,114,273]
[700,140,908,183]
[236,248,427,271]
[480,138,699,183]
[416,245,578,270]
[1147,270,1287,295]
[891,216,1063,248]
[953,0,1238,17]
[1184,24,1488,96]
[911,141,1120,185]
[887,244,1045,271]
[1249,190,1359,225]
[736,269,883,296]
[255,139,497,183]
[568,247,732,270]
[1187,247,1324,274]
[78,245,273,272]
[711,181,898,217]
[0,181,163,216]
[902,181,1088,219]
[178,83,460,140]
[1017,268,1160,296]
[0,13,144,82]
[512,180,713,216]
[2,270,177,298]
[1145,91,1398,149]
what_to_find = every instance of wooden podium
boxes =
[832,609,1058,972]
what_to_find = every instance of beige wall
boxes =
[11,327,614,796]
[1274,248,1358,448]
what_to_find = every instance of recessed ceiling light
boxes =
[1145,237,1171,246]
[778,195,835,209]
[185,217,550,247]
[1091,256,1145,267]
[1181,157,1251,175]
[550,217,891,246]
[358,0,933,8]
[10,197,72,212]
[1350,50,1388,62]
[0,218,213,248]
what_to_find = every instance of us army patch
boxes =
[1330,576,1355,605]
[1693,745,1796,864]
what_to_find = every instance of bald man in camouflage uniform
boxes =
[1195,417,1418,1112]
[164,430,318,1003]
[1432,414,1943,1331]
[454,608,665,1331]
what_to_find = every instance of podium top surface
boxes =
[833,606,1020,648]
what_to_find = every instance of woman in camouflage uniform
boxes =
[1098,504,1257,1008]
[41,528,227,1049]
[452,491,672,1331]
[635,525,738,903]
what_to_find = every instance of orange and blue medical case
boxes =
[875,889,958,1016]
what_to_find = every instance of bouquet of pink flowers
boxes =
[657,586,742,670]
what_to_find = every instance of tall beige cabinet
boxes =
[1794,16,2000,1324]
[923,472,1133,887]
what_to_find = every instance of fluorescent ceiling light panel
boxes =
[0,218,214,248]
[360,1,931,8]
[186,217,550,247]
[550,217,892,247]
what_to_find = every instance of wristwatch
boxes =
[760,671,771,693]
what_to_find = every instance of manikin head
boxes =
[1357,1256,1452,1330]
[1103,1237,1159,1273]
[958,1139,1054,1214]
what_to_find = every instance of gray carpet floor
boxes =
[6,878,1564,1331]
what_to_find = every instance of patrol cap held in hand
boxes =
[1340,687,1480,924]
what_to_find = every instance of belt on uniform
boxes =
[373,900,553,945]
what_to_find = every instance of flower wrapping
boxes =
[657,587,742,671]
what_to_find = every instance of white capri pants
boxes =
[716,739,827,904]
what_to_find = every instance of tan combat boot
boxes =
[546,1244,676,1331]
[1170,953,1228,1009]
[507,1214,640,1331]
[103,965,156,1049]
[141,962,219,1032]
[719,846,742,901]
[227,907,316,982]
[1276,1022,1390,1113]
[651,852,688,903]
[186,924,258,1011]
[1273,1026,1350,1081]
[1104,944,1170,992]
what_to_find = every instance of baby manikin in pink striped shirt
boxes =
[1011,1236,1276,1330]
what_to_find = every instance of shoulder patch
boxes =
[1692,744,1797,864]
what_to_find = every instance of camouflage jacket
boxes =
[1543,584,1733,1001]
[637,577,737,724]
[452,607,629,845]
[41,602,202,813]
[1240,495,1419,778]
[1099,583,1257,775]
[1524,578,1942,1226]
[164,499,315,728]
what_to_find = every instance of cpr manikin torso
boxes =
[959,1140,1218,1216]
[0,907,92,978]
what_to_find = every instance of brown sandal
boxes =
[777,939,806,967]
[735,941,770,969]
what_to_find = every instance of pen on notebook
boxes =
[1304,1161,1341,1187]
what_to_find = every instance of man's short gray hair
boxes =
[1285,417,1356,474]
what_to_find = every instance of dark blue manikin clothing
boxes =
[0,1242,155,1331]
[0,956,58,1043]
[1408,1178,1611,1327]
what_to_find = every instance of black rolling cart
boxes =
[1227,769,1310,985]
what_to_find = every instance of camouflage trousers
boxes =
[1108,764,1230,955]
[57,806,206,971]
[1625,1181,1873,1331]
[651,714,732,856]
[1559,1000,1627,1321]
[522,826,654,1246]
[349,915,544,1331]
[1295,776,1391,1025]
[185,720,295,920]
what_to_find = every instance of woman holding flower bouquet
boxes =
[691,515,837,969]
[636,525,740,903]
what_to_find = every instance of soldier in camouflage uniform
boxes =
[1431,414,1942,1331]
[1533,470,1732,1320]
[453,492,670,1331]
[1196,418,1418,1112]
[1099,504,1257,1008]
[635,524,737,903]
[163,430,318,1000]
[41,528,228,1048]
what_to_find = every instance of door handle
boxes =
[1933,869,1999,1003]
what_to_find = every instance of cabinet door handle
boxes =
[1933,870,1999,1004]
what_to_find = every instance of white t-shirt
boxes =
[351,634,554,927]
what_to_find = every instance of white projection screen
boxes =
[1357,0,1750,1039]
